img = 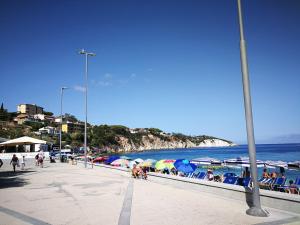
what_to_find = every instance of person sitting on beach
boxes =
[271,171,277,180]
[207,170,214,181]
[141,167,148,180]
[262,168,269,178]
[285,180,298,194]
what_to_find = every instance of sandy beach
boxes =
[0,160,299,225]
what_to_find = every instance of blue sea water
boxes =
[122,143,300,180]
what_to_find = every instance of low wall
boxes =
[90,162,300,214]
[0,152,50,159]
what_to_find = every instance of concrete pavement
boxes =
[0,161,299,225]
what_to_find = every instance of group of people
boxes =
[131,164,147,180]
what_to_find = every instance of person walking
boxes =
[20,155,26,170]
[10,154,19,172]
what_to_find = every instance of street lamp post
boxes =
[79,49,96,168]
[60,87,68,161]
[237,0,268,217]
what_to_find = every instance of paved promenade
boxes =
[0,160,299,225]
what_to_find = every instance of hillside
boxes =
[89,126,236,152]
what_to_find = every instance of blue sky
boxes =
[1,0,300,144]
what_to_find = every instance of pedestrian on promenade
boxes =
[35,154,39,166]
[20,155,26,170]
[38,151,45,168]
[10,154,19,172]
[0,158,3,168]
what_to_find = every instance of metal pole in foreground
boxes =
[237,0,268,217]
[79,49,96,168]
[60,87,68,161]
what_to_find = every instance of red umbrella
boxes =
[93,156,107,163]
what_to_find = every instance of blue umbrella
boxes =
[174,159,188,168]
[174,159,197,173]
[105,156,120,164]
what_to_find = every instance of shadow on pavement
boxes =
[0,170,34,189]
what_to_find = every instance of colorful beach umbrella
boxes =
[92,156,108,163]
[155,159,174,170]
[111,159,129,167]
[120,156,132,160]
[133,158,144,164]
[174,159,197,173]
[129,160,137,169]
[105,156,120,164]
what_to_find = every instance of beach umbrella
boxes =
[92,156,107,163]
[174,159,197,173]
[139,159,157,168]
[111,159,129,167]
[174,159,189,168]
[120,156,132,160]
[105,156,120,164]
[224,157,265,168]
[129,160,137,169]
[155,160,174,170]
[265,160,288,168]
[191,157,222,165]
[133,158,144,164]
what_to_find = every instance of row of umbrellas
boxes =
[92,156,198,173]
[91,155,299,172]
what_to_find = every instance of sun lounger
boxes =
[223,172,237,178]
[270,177,286,191]
[259,178,274,189]
[237,177,252,187]
[223,176,238,185]
[196,172,206,180]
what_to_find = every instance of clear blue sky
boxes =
[1,0,300,144]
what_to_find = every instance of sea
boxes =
[122,143,300,180]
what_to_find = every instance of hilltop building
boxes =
[62,121,85,133]
[17,104,43,115]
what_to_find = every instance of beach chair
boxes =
[270,177,286,191]
[224,172,237,178]
[237,177,252,187]
[223,176,238,185]
[259,178,274,189]
[196,172,206,180]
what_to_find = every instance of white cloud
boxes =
[130,73,136,79]
[104,73,113,79]
[98,81,112,86]
[74,85,86,92]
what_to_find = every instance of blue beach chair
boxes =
[223,176,239,185]
[224,172,237,178]
[271,177,286,191]
[237,177,252,187]
[259,178,274,189]
[196,172,206,180]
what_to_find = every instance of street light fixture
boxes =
[79,49,96,168]
[237,0,268,217]
[60,86,69,161]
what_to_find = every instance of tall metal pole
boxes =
[84,53,88,168]
[237,0,268,217]
[60,87,68,162]
[79,49,95,168]
[60,88,63,161]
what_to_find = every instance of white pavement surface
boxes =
[0,160,299,225]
